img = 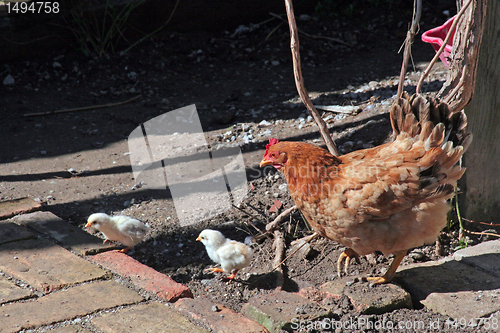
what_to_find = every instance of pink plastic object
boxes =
[421,16,456,68]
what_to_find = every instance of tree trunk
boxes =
[459,0,500,222]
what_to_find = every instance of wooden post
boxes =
[456,0,500,222]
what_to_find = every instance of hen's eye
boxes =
[271,152,278,158]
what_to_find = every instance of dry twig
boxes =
[463,229,500,238]
[254,206,297,242]
[396,0,422,99]
[23,94,142,117]
[463,218,500,227]
[269,12,353,47]
[272,230,286,289]
[283,0,339,156]
[266,206,297,232]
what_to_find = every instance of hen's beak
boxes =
[259,157,273,168]
[196,236,201,241]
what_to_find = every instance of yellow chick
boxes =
[85,213,150,253]
[196,229,253,280]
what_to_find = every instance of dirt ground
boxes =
[1,1,493,331]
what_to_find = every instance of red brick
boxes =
[0,280,142,332]
[242,290,330,332]
[92,302,208,333]
[175,296,269,333]
[0,222,35,245]
[90,251,193,302]
[0,238,107,293]
[0,275,32,304]
[0,197,41,220]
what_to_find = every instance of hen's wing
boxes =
[336,134,452,219]
[334,92,469,218]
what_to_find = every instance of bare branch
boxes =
[437,0,485,113]
[269,12,353,47]
[23,95,142,117]
[272,230,286,289]
[283,0,339,156]
[396,0,422,99]
[266,206,297,232]
[416,0,473,94]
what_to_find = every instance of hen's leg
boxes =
[365,251,406,286]
[337,248,360,277]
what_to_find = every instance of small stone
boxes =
[3,74,14,86]
[299,14,311,21]
[271,61,280,66]
[211,305,220,312]
[53,62,62,68]
[259,120,272,127]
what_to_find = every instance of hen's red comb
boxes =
[264,138,279,157]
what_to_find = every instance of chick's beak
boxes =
[85,222,92,228]
[196,236,201,241]
[259,157,273,168]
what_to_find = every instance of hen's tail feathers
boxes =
[390,92,472,152]
[390,93,472,196]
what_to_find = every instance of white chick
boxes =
[196,229,253,280]
[85,213,150,253]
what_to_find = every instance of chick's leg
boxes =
[118,246,132,253]
[205,267,225,274]
[224,269,239,281]
[365,251,406,286]
[337,248,360,277]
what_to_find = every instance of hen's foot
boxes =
[363,252,406,286]
[337,248,360,277]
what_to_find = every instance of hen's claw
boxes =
[363,252,406,286]
[337,248,360,277]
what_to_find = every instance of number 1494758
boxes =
[445,317,498,330]
[5,1,59,14]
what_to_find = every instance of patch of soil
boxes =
[1,1,491,331]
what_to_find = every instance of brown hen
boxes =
[260,93,472,285]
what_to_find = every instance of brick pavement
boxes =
[0,200,499,332]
